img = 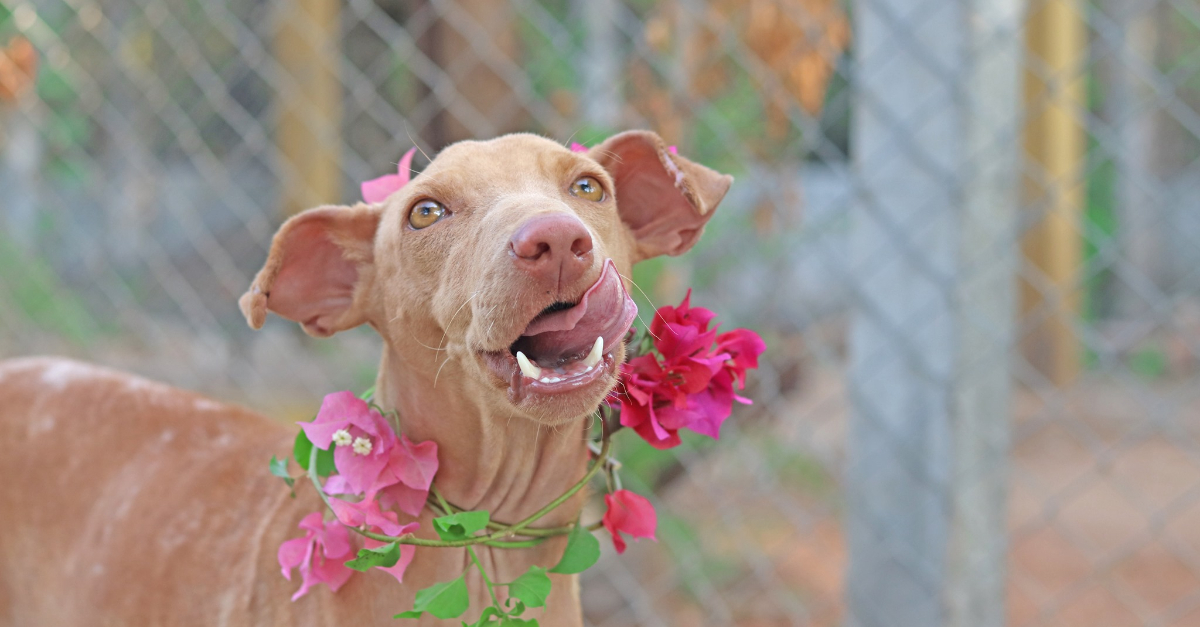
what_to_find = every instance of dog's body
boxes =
[0,132,731,625]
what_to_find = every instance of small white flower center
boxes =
[331,429,352,447]
[352,437,373,456]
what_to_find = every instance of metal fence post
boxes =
[846,0,1023,625]
[274,0,343,215]
[579,0,621,130]
[1019,0,1086,386]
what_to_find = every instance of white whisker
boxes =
[616,271,665,342]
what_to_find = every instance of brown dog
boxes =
[0,131,731,626]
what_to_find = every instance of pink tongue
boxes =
[517,260,635,363]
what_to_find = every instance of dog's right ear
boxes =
[239,203,380,337]
[588,130,733,263]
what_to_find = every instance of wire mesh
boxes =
[2,0,1199,625]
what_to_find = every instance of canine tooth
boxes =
[516,351,541,379]
[584,336,603,367]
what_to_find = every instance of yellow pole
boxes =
[275,0,342,215]
[1021,0,1086,387]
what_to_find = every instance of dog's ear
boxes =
[588,130,733,262]
[239,203,380,337]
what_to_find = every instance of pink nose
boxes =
[510,214,594,287]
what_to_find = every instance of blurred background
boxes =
[2,0,1200,625]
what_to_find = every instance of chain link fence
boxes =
[3,0,1200,625]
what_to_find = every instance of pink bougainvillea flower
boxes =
[278,512,356,601]
[302,390,440,521]
[361,148,417,203]
[611,291,765,449]
[298,391,385,450]
[601,490,657,554]
[298,392,398,495]
[715,327,767,401]
[328,496,410,537]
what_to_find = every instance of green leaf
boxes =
[549,523,600,574]
[293,429,335,477]
[432,511,491,541]
[358,386,376,401]
[461,606,504,627]
[344,541,400,571]
[393,576,470,620]
[293,430,313,470]
[268,455,295,496]
[315,448,335,476]
[499,618,538,626]
[503,600,526,616]
[505,566,551,609]
[268,455,294,484]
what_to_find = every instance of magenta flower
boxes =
[611,291,765,449]
[277,513,356,601]
[298,392,395,495]
[361,148,416,203]
[298,392,441,503]
[601,490,657,554]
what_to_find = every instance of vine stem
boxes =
[467,546,501,609]
[305,417,613,549]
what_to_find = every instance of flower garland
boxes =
[269,297,763,624]
[266,152,767,625]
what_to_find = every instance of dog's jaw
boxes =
[468,259,638,421]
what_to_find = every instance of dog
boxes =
[0,131,732,625]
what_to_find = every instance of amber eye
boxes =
[408,200,447,229]
[569,176,605,202]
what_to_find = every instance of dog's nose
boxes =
[510,214,594,286]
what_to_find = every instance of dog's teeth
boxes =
[583,336,603,368]
[540,376,552,383]
[516,351,541,379]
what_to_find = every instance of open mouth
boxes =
[481,259,638,402]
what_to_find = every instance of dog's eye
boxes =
[569,176,605,202]
[409,200,447,229]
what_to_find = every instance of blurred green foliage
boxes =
[0,235,102,345]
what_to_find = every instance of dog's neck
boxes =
[373,344,590,527]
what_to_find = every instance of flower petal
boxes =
[361,148,416,203]
[378,481,429,517]
[278,536,310,580]
[333,441,390,495]
[364,524,419,583]
[328,497,407,536]
[390,434,439,491]
[602,490,658,554]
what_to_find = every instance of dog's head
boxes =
[241,131,732,424]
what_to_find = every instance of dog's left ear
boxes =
[239,203,380,337]
[589,130,733,263]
